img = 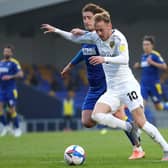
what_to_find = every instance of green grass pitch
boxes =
[0,129,168,168]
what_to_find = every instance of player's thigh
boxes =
[7,89,18,108]
[150,83,163,109]
[120,80,144,112]
[93,91,120,114]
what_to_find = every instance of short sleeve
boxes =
[151,54,165,64]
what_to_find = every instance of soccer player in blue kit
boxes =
[134,35,168,111]
[61,3,145,160]
[0,45,23,137]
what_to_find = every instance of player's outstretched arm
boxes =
[61,49,84,77]
[41,24,95,44]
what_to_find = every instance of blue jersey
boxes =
[71,44,106,87]
[140,51,165,103]
[71,44,106,110]
[140,51,165,86]
[0,58,21,90]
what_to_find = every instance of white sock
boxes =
[92,113,131,131]
[142,121,168,151]
[133,145,143,152]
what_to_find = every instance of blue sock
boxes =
[11,112,19,129]
[0,114,7,126]
[124,116,141,146]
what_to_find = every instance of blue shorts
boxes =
[141,82,163,103]
[0,89,18,107]
[82,82,106,111]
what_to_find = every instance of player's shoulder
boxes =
[112,29,127,43]
[10,58,20,65]
[151,50,161,57]
[87,31,99,40]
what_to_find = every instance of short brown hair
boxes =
[94,11,111,24]
[143,35,155,45]
[82,3,105,14]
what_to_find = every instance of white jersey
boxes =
[56,28,136,90]
[56,28,143,111]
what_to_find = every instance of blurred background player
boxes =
[134,35,168,111]
[0,45,24,137]
[61,3,145,159]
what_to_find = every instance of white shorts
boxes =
[97,79,144,113]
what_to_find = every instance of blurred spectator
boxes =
[63,90,75,130]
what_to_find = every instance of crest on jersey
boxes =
[110,41,115,48]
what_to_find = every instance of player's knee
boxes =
[82,114,96,128]
[82,119,96,128]
[135,119,146,128]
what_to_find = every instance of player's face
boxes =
[3,48,13,59]
[82,11,95,31]
[95,21,112,41]
[143,40,153,53]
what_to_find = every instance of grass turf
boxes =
[0,130,168,168]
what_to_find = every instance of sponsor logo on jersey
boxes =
[141,61,149,67]
[0,67,9,72]
[82,48,97,55]
[110,41,115,48]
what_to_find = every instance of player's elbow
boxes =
[121,56,129,64]
[162,64,167,70]
[19,71,24,78]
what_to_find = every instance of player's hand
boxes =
[71,28,85,36]
[133,62,140,69]
[61,64,72,78]
[2,75,13,80]
[41,24,56,34]
[147,57,155,65]
[89,56,105,65]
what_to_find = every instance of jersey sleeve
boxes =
[71,49,84,65]
[104,36,129,64]
[151,54,165,64]
[12,60,22,73]
[55,28,96,44]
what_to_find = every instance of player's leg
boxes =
[8,89,21,137]
[8,105,22,137]
[81,110,96,128]
[114,105,145,160]
[91,91,140,146]
[0,102,7,127]
[151,83,168,111]
[132,107,168,160]
[81,86,103,128]
[124,81,168,160]
[0,102,8,136]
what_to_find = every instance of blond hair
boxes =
[94,11,111,24]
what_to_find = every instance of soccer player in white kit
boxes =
[41,11,168,160]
